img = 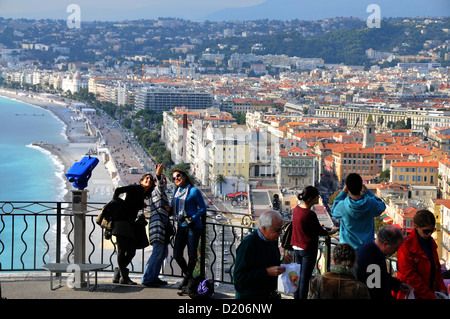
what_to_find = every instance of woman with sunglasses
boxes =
[290,186,338,299]
[396,209,447,299]
[170,169,207,294]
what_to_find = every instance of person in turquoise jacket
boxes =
[331,173,386,252]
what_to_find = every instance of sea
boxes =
[0,95,68,270]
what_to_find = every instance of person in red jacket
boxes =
[290,186,338,299]
[397,209,447,299]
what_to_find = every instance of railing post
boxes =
[56,202,62,264]
[324,235,331,272]
[200,213,206,278]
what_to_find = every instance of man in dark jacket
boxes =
[234,210,292,299]
[355,225,413,299]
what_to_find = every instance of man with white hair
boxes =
[233,211,292,299]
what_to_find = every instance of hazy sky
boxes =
[0,0,267,21]
[0,0,448,21]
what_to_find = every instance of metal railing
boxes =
[0,201,337,285]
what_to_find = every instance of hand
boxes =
[342,185,348,193]
[329,226,339,235]
[156,163,163,176]
[399,282,414,295]
[281,253,292,264]
[266,266,286,276]
[164,205,171,212]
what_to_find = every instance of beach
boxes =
[0,88,147,204]
[0,88,154,262]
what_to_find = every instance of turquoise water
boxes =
[0,95,67,201]
[0,95,68,269]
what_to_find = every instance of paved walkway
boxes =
[0,272,235,300]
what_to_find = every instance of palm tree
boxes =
[377,116,384,128]
[215,174,226,196]
[424,123,430,138]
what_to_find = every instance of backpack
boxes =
[187,277,214,299]
[280,221,293,251]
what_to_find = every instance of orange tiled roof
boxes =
[390,161,438,167]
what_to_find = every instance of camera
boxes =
[179,211,194,226]
[65,156,99,190]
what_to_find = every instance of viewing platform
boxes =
[0,199,335,302]
[0,272,235,299]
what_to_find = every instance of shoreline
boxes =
[0,88,116,203]
[0,88,150,264]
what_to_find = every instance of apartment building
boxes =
[276,145,316,190]
[428,126,450,152]
[162,107,253,190]
[136,86,213,112]
[376,182,409,199]
[439,157,450,199]
[204,124,251,194]
[437,200,450,268]
[162,107,235,163]
[390,161,439,186]
[313,103,450,130]
[429,199,449,261]
[384,202,420,232]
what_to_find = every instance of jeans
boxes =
[173,226,202,279]
[141,241,169,284]
[294,248,318,299]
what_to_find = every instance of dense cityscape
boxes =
[1,10,450,301]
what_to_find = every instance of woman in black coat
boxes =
[112,173,153,284]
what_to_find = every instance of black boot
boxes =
[119,268,137,285]
[177,275,191,290]
[113,267,120,283]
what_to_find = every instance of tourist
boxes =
[355,225,413,299]
[331,173,386,251]
[111,173,154,285]
[141,163,173,287]
[171,169,207,294]
[396,210,447,299]
[234,210,292,299]
[291,186,338,299]
[309,243,370,299]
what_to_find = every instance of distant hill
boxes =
[204,0,450,21]
[192,19,450,66]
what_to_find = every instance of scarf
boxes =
[174,184,191,224]
[148,175,170,244]
[331,265,356,279]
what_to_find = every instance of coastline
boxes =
[0,88,115,203]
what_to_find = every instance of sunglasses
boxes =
[421,228,435,235]
[172,173,182,180]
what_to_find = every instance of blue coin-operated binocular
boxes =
[65,156,99,190]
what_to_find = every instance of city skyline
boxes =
[0,0,448,22]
